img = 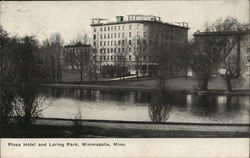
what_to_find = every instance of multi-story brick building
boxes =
[90,14,189,75]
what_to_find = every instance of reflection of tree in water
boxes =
[148,89,173,123]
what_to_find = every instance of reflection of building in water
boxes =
[217,95,227,105]
[186,94,193,106]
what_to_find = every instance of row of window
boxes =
[99,55,150,61]
[94,32,136,40]
[100,55,131,61]
[100,46,147,54]
[94,24,187,35]
[99,39,147,47]
[94,25,135,32]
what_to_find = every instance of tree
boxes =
[190,36,222,91]
[69,34,92,83]
[116,38,129,80]
[0,30,47,127]
[0,26,18,125]
[205,16,248,91]
[41,33,64,83]
[178,41,193,80]
[13,36,47,125]
[133,37,146,79]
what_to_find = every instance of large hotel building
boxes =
[91,14,189,74]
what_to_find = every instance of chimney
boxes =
[116,16,124,22]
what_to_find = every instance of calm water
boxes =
[40,88,250,124]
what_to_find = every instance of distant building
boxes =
[63,42,92,70]
[90,14,189,75]
[193,30,250,88]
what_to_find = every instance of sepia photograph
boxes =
[0,0,249,155]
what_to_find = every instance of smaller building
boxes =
[193,30,250,88]
[63,42,92,70]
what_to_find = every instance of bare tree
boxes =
[205,16,248,91]
[190,36,222,91]
[132,37,146,79]
[41,33,64,83]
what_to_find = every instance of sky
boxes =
[1,0,249,44]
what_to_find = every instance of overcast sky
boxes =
[1,0,249,44]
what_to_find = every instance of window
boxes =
[114,33,116,38]
[93,34,96,40]
[111,48,113,53]
[111,41,113,46]
[108,33,110,39]
[111,33,113,38]
[129,47,131,52]
[107,56,109,60]
[143,39,146,45]
[114,41,117,45]
[129,55,132,60]
[143,56,146,60]
[104,34,106,39]
[122,48,125,52]
[122,40,124,46]
[129,25,132,29]
[137,24,140,29]
[118,33,120,38]
[100,27,102,31]
[107,48,109,53]
[100,56,102,61]
[111,26,113,30]
[114,56,117,60]
[93,42,96,47]
[108,27,110,31]
[100,34,102,39]
[118,40,120,45]
[118,48,120,53]
[104,27,106,31]
[107,41,109,46]
[100,41,102,46]
[111,56,113,60]
[104,56,106,60]
[114,26,116,30]
[114,48,116,53]
[137,31,140,37]
[94,28,96,32]
[129,32,132,38]
[104,41,106,46]
[129,40,132,45]
[122,32,124,38]
[143,32,146,37]
[118,26,120,30]
[122,25,125,30]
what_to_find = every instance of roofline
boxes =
[193,30,250,37]
[91,20,190,29]
[64,44,91,48]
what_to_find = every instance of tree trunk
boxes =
[200,79,208,91]
[226,76,232,91]
[80,57,83,83]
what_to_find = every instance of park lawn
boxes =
[61,71,249,90]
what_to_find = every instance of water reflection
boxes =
[41,88,249,124]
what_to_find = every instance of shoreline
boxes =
[43,83,250,95]
[2,117,249,138]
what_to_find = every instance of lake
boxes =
[40,88,249,124]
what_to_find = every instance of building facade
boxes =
[63,42,92,70]
[91,14,189,75]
